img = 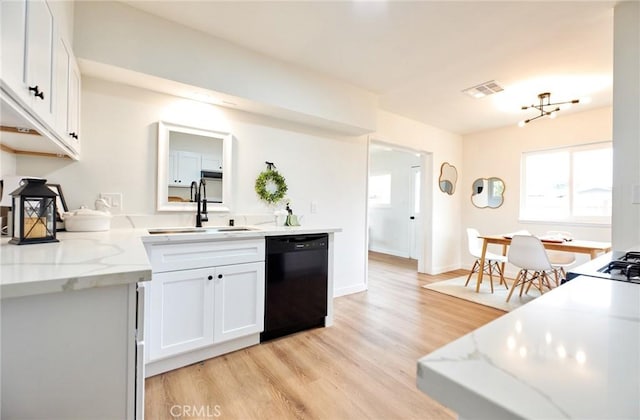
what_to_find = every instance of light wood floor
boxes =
[145,252,505,419]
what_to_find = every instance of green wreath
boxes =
[255,169,288,204]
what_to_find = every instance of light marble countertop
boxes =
[140,224,341,245]
[1,229,152,299]
[417,276,640,419]
[1,225,341,299]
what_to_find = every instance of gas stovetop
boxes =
[600,252,640,282]
[567,251,640,284]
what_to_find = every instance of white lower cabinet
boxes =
[213,262,265,343]
[149,267,215,360]
[144,238,266,376]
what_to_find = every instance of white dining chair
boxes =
[465,228,508,293]
[545,230,576,285]
[506,235,556,302]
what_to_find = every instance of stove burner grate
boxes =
[621,252,640,263]
[604,260,640,279]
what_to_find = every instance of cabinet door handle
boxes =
[207,275,213,281]
[218,274,223,279]
[28,85,45,100]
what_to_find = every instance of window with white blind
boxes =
[520,142,612,224]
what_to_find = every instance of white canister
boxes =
[63,208,112,232]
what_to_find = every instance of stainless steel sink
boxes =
[148,227,206,234]
[213,227,255,232]
[148,226,259,234]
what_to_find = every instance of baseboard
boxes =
[334,283,367,297]
[427,263,461,275]
[368,245,409,259]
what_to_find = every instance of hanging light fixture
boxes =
[518,92,579,127]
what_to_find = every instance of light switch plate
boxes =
[100,193,123,214]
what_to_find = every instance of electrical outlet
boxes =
[310,200,318,214]
[633,185,640,204]
[100,193,123,214]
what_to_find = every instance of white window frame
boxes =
[519,141,612,226]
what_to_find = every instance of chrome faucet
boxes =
[190,179,208,227]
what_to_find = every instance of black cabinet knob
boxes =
[218,274,223,279]
[207,275,213,281]
[28,85,44,100]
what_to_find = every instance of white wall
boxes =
[612,1,640,251]
[368,147,420,257]
[371,110,463,274]
[461,106,613,273]
[1,150,16,179]
[73,1,377,135]
[16,77,369,297]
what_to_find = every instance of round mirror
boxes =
[471,177,505,208]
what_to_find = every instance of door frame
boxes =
[364,137,433,283]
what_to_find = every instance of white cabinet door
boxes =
[53,34,70,137]
[213,262,265,343]
[202,153,222,171]
[0,0,27,96]
[177,151,201,185]
[168,150,201,186]
[148,267,215,361]
[24,0,55,125]
[66,54,81,152]
[168,150,178,186]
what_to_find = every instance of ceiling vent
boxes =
[462,80,504,99]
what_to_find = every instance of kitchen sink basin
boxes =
[148,226,259,235]
[212,227,256,232]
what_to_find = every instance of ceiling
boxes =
[122,1,615,135]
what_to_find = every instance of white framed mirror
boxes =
[157,121,233,212]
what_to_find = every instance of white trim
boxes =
[334,283,367,297]
[366,136,433,276]
[156,121,233,213]
[520,141,612,224]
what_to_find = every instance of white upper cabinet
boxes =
[1,0,27,94]
[0,0,80,159]
[53,35,70,136]
[170,150,201,187]
[202,153,222,172]
[24,0,55,125]
[53,35,81,154]
[66,56,81,152]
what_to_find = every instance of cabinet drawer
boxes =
[148,239,265,272]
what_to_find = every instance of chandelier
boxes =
[518,92,579,127]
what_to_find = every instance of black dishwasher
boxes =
[261,234,328,342]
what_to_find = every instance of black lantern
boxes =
[9,178,59,245]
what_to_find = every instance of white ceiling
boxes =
[122,1,615,135]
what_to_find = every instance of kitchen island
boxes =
[417,275,640,419]
[1,229,152,419]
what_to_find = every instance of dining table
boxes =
[475,234,612,292]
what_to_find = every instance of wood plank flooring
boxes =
[145,252,505,419]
